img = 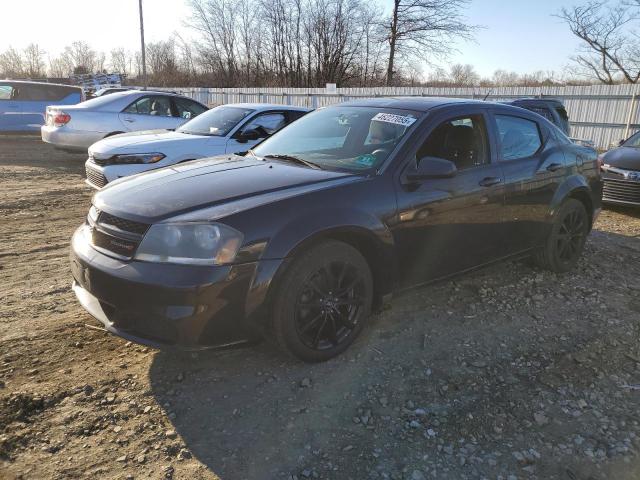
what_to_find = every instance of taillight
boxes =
[53,111,71,127]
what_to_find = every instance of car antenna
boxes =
[483,89,493,101]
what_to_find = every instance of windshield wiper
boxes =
[262,154,323,170]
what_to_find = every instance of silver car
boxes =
[41,90,208,152]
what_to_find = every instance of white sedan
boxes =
[41,90,208,152]
[84,103,310,189]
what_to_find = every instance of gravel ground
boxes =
[1,135,640,480]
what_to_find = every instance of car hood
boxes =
[90,131,222,155]
[93,155,356,222]
[602,146,640,170]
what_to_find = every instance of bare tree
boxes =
[47,56,67,78]
[62,41,97,74]
[110,48,129,75]
[382,0,476,86]
[558,1,640,83]
[23,44,46,78]
[449,63,479,86]
[0,47,24,78]
[146,40,181,85]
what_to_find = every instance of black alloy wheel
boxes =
[294,260,365,351]
[555,208,587,263]
[271,240,373,362]
[534,198,589,273]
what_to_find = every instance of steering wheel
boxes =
[371,148,390,159]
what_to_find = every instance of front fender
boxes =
[263,206,394,259]
[244,207,396,321]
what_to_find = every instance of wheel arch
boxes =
[286,226,396,305]
[245,223,397,325]
[550,175,595,229]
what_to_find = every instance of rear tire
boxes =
[533,199,589,273]
[271,240,373,362]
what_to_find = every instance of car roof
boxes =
[221,102,311,112]
[504,98,564,107]
[2,79,82,90]
[334,96,489,112]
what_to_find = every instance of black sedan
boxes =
[600,132,640,206]
[70,98,602,362]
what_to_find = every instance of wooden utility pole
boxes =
[139,0,147,89]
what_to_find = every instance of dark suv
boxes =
[70,98,602,362]
[503,98,570,136]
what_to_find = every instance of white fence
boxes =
[161,84,640,150]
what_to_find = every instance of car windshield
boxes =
[623,131,640,147]
[177,106,254,136]
[252,106,421,172]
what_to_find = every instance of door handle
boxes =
[123,117,135,123]
[479,177,502,187]
[546,162,563,172]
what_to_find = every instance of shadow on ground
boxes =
[147,223,640,480]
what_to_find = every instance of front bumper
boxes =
[70,226,274,349]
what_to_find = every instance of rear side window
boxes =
[11,84,80,101]
[0,84,15,100]
[174,97,207,119]
[495,115,542,161]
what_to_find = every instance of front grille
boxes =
[98,212,149,235]
[91,229,139,258]
[603,178,640,204]
[86,165,107,188]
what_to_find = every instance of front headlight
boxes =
[112,153,165,164]
[134,223,243,265]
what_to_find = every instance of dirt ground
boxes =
[1,135,640,480]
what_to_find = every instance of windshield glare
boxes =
[252,106,420,171]
[177,106,254,136]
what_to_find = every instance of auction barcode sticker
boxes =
[372,113,417,127]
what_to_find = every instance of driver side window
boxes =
[417,115,489,170]
[240,112,286,138]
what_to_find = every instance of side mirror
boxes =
[236,129,261,143]
[406,156,457,182]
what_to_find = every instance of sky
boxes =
[0,0,583,79]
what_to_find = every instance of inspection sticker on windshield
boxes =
[372,113,417,127]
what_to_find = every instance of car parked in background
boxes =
[0,80,83,133]
[90,87,133,98]
[502,98,570,136]
[84,103,310,188]
[599,131,640,206]
[41,90,208,151]
[70,97,602,362]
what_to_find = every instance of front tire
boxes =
[534,199,589,273]
[271,240,373,362]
